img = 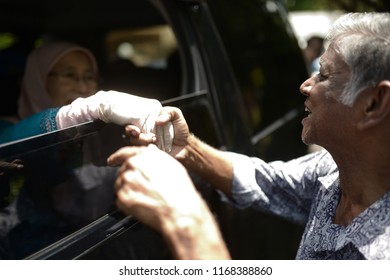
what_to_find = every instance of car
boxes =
[0,0,309,259]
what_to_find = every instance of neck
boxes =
[329,147,390,226]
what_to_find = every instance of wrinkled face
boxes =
[46,51,98,107]
[299,43,355,149]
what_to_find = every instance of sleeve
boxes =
[219,150,334,225]
[0,108,59,144]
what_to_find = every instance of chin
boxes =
[301,135,316,147]
[301,127,315,145]
[301,132,309,145]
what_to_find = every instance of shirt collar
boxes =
[344,191,390,259]
[311,172,390,259]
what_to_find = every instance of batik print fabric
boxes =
[221,149,390,259]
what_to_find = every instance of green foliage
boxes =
[0,33,17,50]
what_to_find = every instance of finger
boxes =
[124,124,141,136]
[115,168,154,214]
[114,165,142,193]
[156,106,179,125]
[115,184,136,215]
[124,125,157,146]
[107,146,144,166]
[114,171,126,193]
[156,112,171,124]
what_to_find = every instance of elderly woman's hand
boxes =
[107,144,230,259]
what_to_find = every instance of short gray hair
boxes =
[326,12,390,106]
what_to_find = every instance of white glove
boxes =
[56,90,173,152]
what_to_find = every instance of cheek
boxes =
[46,80,57,95]
[46,82,63,100]
[46,81,67,104]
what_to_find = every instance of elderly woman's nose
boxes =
[299,76,315,96]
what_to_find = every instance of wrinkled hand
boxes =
[124,106,189,157]
[108,143,231,259]
[108,144,203,232]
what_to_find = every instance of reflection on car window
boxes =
[106,25,177,68]
[101,25,181,101]
[0,122,125,259]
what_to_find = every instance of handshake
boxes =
[56,90,174,152]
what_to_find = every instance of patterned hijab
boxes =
[18,41,98,119]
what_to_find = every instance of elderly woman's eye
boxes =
[63,72,77,79]
[316,71,328,81]
[83,73,97,82]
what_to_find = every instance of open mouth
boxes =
[305,106,312,116]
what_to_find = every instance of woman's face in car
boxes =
[46,51,98,107]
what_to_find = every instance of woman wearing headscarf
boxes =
[0,41,99,143]
[18,41,99,119]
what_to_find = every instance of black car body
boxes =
[0,0,309,259]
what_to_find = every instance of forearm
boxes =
[160,200,231,260]
[178,134,233,197]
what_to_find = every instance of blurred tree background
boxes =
[284,0,389,12]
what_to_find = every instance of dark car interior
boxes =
[0,0,182,118]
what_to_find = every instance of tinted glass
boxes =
[0,122,125,259]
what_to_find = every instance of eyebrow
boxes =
[50,66,95,73]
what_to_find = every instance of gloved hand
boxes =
[56,90,173,152]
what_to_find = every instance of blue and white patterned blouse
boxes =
[221,150,390,260]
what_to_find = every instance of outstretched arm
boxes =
[108,144,231,259]
[0,90,173,149]
[156,106,234,197]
